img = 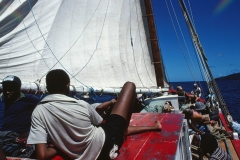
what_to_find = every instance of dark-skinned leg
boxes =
[0,146,6,160]
[111,82,136,121]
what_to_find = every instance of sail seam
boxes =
[129,0,144,87]
[72,0,110,79]
[50,0,102,77]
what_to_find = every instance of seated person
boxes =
[176,86,197,110]
[176,85,205,105]
[192,83,201,98]
[140,99,173,113]
[183,108,216,134]
[91,99,117,120]
[27,69,161,160]
[192,101,219,121]
[168,85,176,95]
[200,133,232,160]
[0,75,40,157]
[92,100,162,137]
[162,101,174,113]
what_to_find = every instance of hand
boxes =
[197,131,204,135]
[111,99,116,105]
[210,120,217,125]
[16,132,29,143]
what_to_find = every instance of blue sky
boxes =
[152,0,240,82]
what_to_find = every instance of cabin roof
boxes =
[116,113,184,160]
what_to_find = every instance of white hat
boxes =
[177,86,182,90]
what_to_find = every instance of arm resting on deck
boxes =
[36,143,58,160]
[96,99,116,116]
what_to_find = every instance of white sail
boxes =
[0,0,163,92]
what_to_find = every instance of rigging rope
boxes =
[164,0,196,81]
[19,0,50,70]
[183,0,206,95]
[169,0,199,82]
[72,0,110,78]
[27,0,89,89]
[50,0,102,74]
[178,0,231,120]
[187,0,196,31]
[191,42,208,96]
[169,0,208,97]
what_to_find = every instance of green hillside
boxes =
[215,73,240,80]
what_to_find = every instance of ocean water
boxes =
[81,80,240,123]
[171,80,240,123]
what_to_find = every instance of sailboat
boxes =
[0,0,239,159]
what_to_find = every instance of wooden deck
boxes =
[201,113,239,160]
[218,113,240,159]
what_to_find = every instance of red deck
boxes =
[218,113,232,132]
[116,113,184,160]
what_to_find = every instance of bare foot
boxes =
[155,120,162,130]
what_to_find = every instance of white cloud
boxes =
[216,54,223,57]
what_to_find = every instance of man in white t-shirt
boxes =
[193,83,201,97]
[27,69,136,160]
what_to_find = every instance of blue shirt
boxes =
[0,93,40,133]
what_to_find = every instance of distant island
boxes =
[215,73,240,80]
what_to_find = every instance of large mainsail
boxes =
[0,0,166,91]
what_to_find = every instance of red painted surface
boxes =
[219,113,240,158]
[218,113,232,132]
[52,156,64,160]
[231,140,240,158]
[7,156,64,160]
[116,113,184,160]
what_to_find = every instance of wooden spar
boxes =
[143,0,166,88]
[0,82,168,94]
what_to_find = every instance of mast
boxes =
[143,0,167,88]
[178,0,232,123]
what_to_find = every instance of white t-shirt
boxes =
[27,94,105,160]
[194,87,201,97]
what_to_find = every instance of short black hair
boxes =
[46,69,70,93]
[200,133,218,155]
[182,109,193,119]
